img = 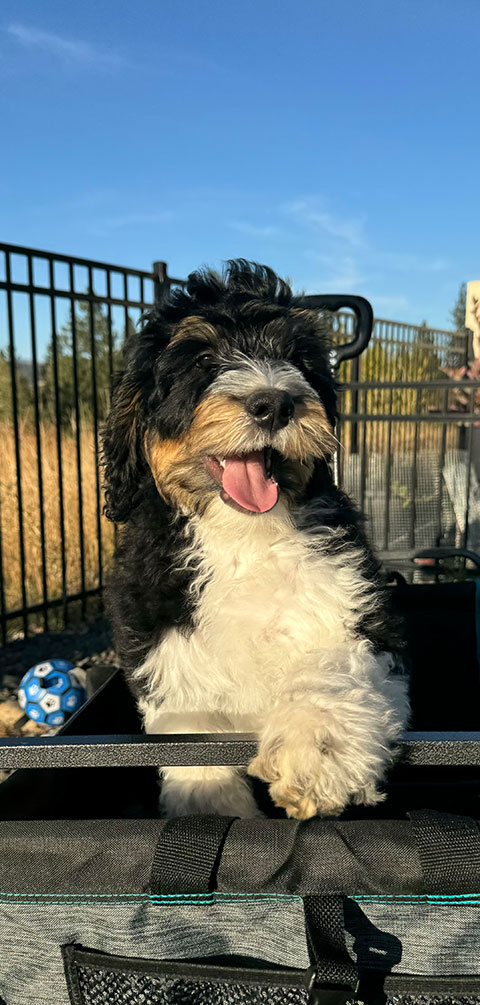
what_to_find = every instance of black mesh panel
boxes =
[385,998,480,1005]
[75,965,310,1005]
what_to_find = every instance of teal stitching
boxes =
[0,890,478,905]
[354,894,480,904]
[0,896,297,904]
[0,891,478,904]
[0,891,302,903]
[355,902,480,907]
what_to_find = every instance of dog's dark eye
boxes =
[195,353,215,370]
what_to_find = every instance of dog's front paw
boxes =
[248,716,386,819]
[248,747,346,819]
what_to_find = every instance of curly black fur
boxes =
[103,260,400,685]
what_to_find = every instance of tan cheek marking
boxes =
[145,392,333,509]
[145,395,249,506]
[299,400,335,447]
[146,433,189,490]
[280,399,335,462]
[190,395,248,448]
[297,398,331,427]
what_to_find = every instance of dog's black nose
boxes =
[245,390,295,433]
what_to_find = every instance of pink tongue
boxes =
[222,451,279,513]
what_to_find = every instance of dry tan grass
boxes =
[0,419,114,637]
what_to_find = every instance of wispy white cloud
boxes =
[285,199,367,248]
[303,252,410,314]
[282,198,439,318]
[300,253,367,293]
[230,221,281,239]
[6,23,129,69]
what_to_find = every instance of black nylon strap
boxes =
[409,809,480,892]
[148,818,358,992]
[149,815,236,894]
[304,895,357,988]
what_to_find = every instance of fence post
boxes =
[350,353,360,454]
[153,261,168,304]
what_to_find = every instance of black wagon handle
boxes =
[414,547,480,572]
[303,294,374,370]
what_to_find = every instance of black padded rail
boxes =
[0,731,480,770]
[404,732,480,765]
[0,733,258,769]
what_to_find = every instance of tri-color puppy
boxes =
[103,260,409,818]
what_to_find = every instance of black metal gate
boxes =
[0,241,475,644]
[0,243,185,643]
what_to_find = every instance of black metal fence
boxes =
[0,241,475,643]
[0,243,187,644]
[337,379,480,565]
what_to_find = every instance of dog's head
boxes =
[103,260,337,522]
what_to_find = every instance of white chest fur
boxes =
[136,497,377,730]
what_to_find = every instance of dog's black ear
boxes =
[102,368,146,523]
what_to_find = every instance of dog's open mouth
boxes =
[205,447,279,514]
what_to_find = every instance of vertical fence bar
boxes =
[106,270,115,396]
[360,388,368,515]
[106,270,118,552]
[435,389,448,546]
[350,355,359,453]
[409,388,420,549]
[462,398,474,551]
[122,270,131,565]
[122,270,131,559]
[336,415,343,486]
[28,256,49,631]
[49,258,68,625]
[153,260,168,304]
[5,252,29,637]
[123,272,130,344]
[69,264,86,618]
[88,267,103,594]
[383,388,393,551]
[400,379,407,460]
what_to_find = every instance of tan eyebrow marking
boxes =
[169,316,218,347]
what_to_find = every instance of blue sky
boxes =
[1,0,479,336]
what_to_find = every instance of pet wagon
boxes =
[0,296,479,1005]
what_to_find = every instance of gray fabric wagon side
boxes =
[0,661,480,1005]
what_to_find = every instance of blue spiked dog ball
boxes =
[18,660,86,727]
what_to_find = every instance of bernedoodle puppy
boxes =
[103,260,408,819]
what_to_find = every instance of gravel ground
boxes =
[0,617,115,682]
